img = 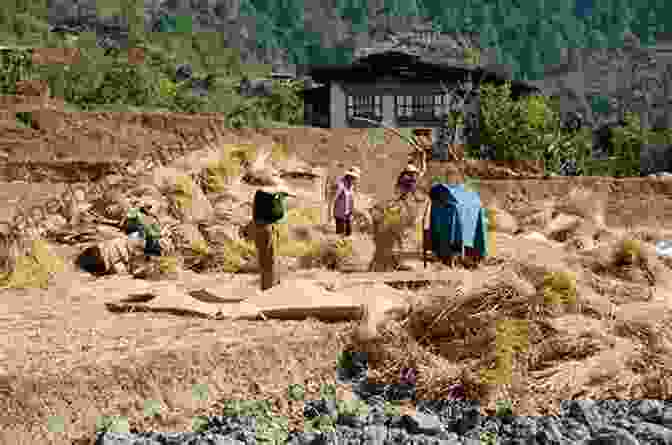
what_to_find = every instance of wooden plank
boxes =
[338,270,466,283]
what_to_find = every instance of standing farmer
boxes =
[253,184,293,291]
[331,167,360,237]
[396,164,420,199]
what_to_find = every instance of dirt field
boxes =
[1,94,672,444]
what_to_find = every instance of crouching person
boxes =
[253,185,293,291]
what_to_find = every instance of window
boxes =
[346,95,383,122]
[395,94,450,121]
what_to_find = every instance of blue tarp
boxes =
[429,183,488,258]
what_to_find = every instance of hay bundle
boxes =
[351,319,469,401]
[555,186,605,227]
[368,197,422,271]
[406,271,539,353]
[591,238,668,287]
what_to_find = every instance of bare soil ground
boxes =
[1,92,672,444]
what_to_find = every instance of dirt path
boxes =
[0,270,354,444]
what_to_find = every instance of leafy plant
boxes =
[220,399,289,444]
[480,430,498,445]
[383,401,402,417]
[95,415,130,434]
[320,383,337,400]
[495,399,513,417]
[304,414,336,432]
[287,383,305,401]
[336,398,369,418]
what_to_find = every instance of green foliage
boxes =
[495,399,513,417]
[471,80,642,177]
[95,415,130,434]
[220,399,289,444]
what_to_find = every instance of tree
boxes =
[476,81,594,174]
[523,38,544,81]
[545,29,567,66]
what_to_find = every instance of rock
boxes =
[587,427,639,445]
[400,411,444,436]
[631,422,672,444]
[630,400,664,423]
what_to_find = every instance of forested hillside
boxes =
[2,0,671,83]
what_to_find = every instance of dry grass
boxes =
[202,143,259,192]
[368,199,421,271]
[173,175,194,210]
[277,207,322,259]
[543,270,577,306]
[0,238,64,289]
[157,256,179,275]
[0,315,351,445]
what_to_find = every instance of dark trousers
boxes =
[255,222,279,291]
[335,217,352,236]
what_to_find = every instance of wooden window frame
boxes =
[395,94,450,122]
[346,95,383,122]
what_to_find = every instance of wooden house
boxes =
[302,50,539,159]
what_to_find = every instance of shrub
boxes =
[543,270,577,306]
[271,141,289,161]
[190,239,209,256]
[173,175,194,210]
[0,239,64,289]
[613,238,642,265]
[215,238,256,273]
[157,256,179,275]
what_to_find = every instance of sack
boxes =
[253,190,287,224]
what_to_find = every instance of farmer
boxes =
[331,167,360,237]
[253,184,293,291]
[396,164,420,199]
[423,166,467,269]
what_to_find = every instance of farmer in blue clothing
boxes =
[423,167,467,268]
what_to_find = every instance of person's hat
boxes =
[403,164,419,173]
[344,167,360,179]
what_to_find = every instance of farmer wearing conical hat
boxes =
[331,167,360,237]
[396,163,420,199]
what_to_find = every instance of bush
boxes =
[158,256,179,275]
[0,239,64,289]
[613,238,642,265]
[543,270,577,306]
[277,207,322,258]
[173,175,194,210]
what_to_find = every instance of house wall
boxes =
[330,82,347,128]
[333,79,466,127]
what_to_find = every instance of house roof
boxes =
[307,50,539,94]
